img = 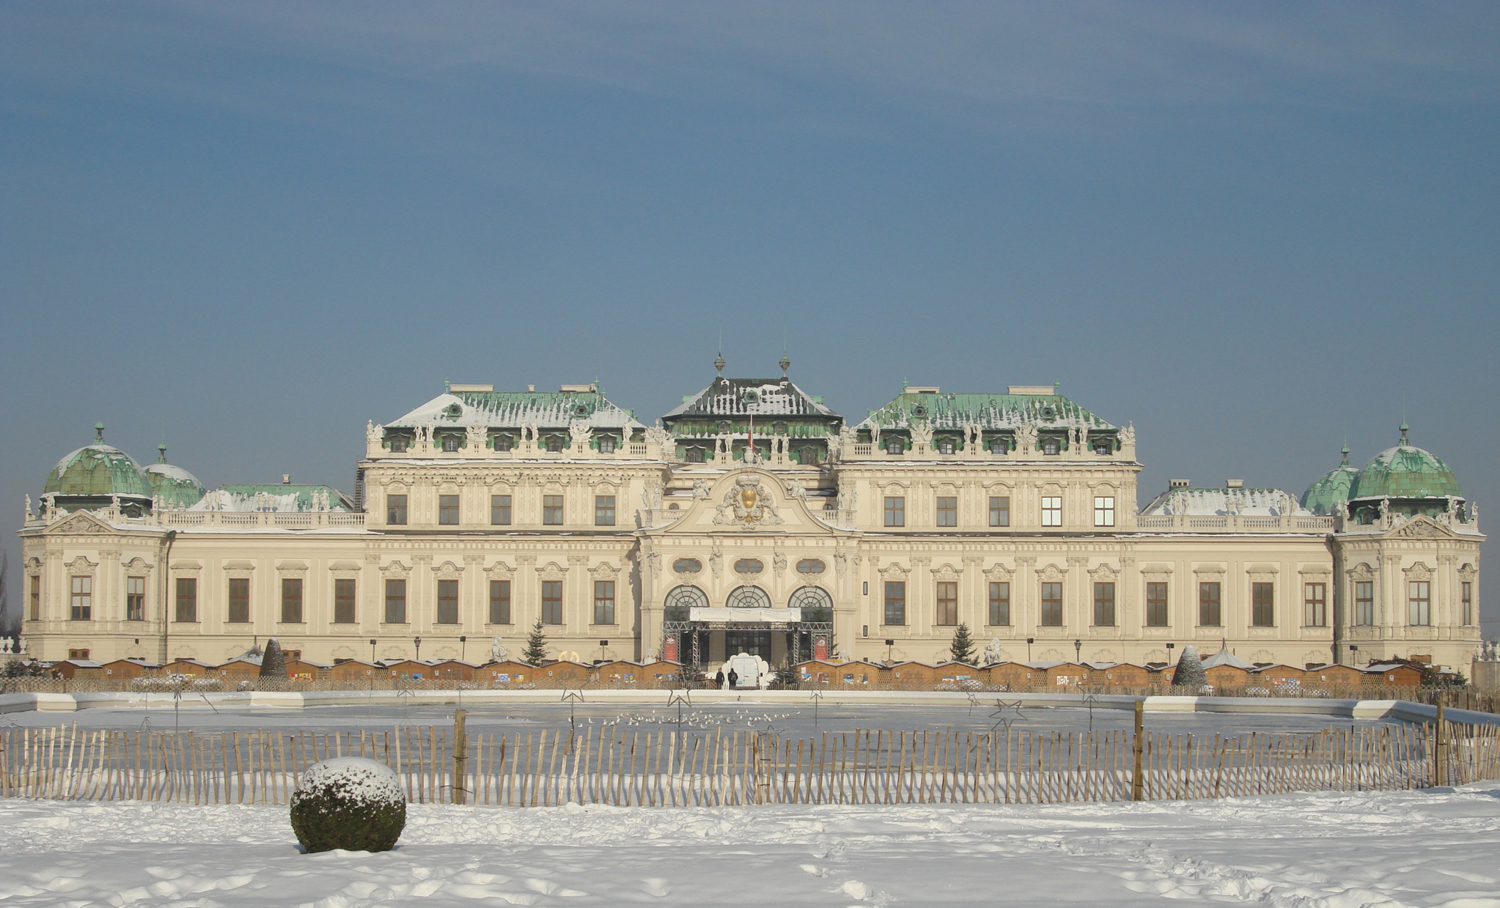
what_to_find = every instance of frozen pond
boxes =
[3,695,1408,738]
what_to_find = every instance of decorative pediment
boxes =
[589,561,620,578]
[1088,563,1117,582]
[381,560,411,579]
[1404,561,1433,582]
[47,510,116,536]
[1348,562,1376,581]
[65,555,97,574]
[713,471,784,528]
[983,562,1013,581]
[537,561,567,581]
[484,560,515,580]
[222,560,256,572]
[933,562,962,582]
[433,560,463,581]
[24,556,44,572]
[328,560,362,572]
[1389,516,1456,539]
[1458,562,1478,580]
[123,556,152,572]
[275,560,309,573]
[1037,563,1066,583]
[880,561,910,580]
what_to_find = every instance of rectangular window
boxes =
[127,576,146,622]
[1462,581,1473,626]
[281,577,304,624]
[543,494,564,526]
[1252,582,1275,627]
[988,496,1010,528]
[594,580,616,625]
[387,493,408,525]
[542,580,563,625]
[595,495,616,527]
[935,581,958,626]
[1408,581,1431,626]
[385,579,407,624]
[491,494,512,526]
[1198,581,1222,627]
[442,434,460,453]
[29,576,40,620]
[174,577,196,623]
[1040,582,1063,626]
[438,494,460,526]
[1146,582,1169,627]
[70,576,93,621]
[597,435,616,454]
[227,577,250,623]
[1303,582,1327,627]
[884,496,905,527]
[1093,582,1116,626]
[1041,496,1063,527]
[935,497,957,528]
[988,581,1011,626]
[68,648,90,661]
[1093,496,1115,527]
[489,580,511,624]
[436,579,459,624]
[334,579,357,624]
[884,581,906,625]
[1355,581,1374,626]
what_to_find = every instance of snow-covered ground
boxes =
[2,784,1497,906]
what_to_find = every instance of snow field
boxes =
[1,784,1498,906]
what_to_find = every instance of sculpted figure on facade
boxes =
[466,423,488,451]
[568,421,591,450]
[644,423,671,448]
[366,421,382,446]
[910,421,933,452]
[713,474,783,526]
[692,479,712,500]
[1015,422,1038,454]
[785,479,806,500]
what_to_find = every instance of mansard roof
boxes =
[664,376,840,422]
[1141,485,1309,517]
[857,387,1115,432]
[191,484,355,512]
[387,386,645,432]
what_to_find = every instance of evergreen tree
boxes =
[258,637,286,688]
[522,620,549,666]
[949,623,977,665]
[1170,644,1207,691]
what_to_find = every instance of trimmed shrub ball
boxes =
[289,757,406,853]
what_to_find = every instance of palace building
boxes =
[18,361,1484,674]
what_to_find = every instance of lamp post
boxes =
[1165,642,1175,666]
[599,640,609,664]
[1026,637,1034,662]
[370,638,377,663]
[885,639,895,664]
[1349,644,1359,666]
[414,636,422,661]
[459,635,467,665]
[1074,639,1082,664]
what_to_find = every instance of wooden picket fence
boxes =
[4,718,1498,808]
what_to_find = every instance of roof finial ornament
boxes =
[714,350,725,376]
[1399,422,1409,446]
[779,350,790,378]
[1340,444,1350,466]
[158,443,168,464]
[94,422,105,442]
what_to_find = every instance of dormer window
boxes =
[886,437,904,455]
[990,438,1007,455]
[389,436,409,454]
[1042,438,1060,455]
[1094,441,1112,455]
[685,446,706,464]
[545,435,565,453]
[441,435,461,453]
[717,420,730,433]
[493,434,512,452]
[937,438,955,455]
[597,435,616,454]
[773,421,788,435]
[801,446,820,466]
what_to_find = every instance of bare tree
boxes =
[0,550,15,641]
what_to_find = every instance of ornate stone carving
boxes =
[1404,562,1433,582]
[693,479,712,500]
[569,422,591,449]
[1015,422,1038,454]
[910,422,933,451]
[1037,563,1066,583]
[713,473,783,527]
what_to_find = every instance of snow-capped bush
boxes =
[1170,645,1209,693]
[289,757,406,854]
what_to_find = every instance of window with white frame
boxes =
[1093,496,1115,527]
[70,576,92,621]
[1041,496,1063,527]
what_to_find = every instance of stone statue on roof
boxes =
[569,422,591,449]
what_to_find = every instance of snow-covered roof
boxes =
[189,485,354,513]
[664,376,840,421]
[386,388,644,431]
[1141,486,1310,517]
[1201,648,1255,670]
[858,390,1115,432]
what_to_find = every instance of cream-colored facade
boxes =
[19,374,1483,673]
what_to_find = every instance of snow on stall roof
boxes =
[1201,648,1255,670]
[1140,486,1310,517]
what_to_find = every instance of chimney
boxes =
[1169,479,1190,490]
[527,384,536,392]
[282,474,291,485]
[1226,479,1244,489]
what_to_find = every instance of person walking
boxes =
[714,669,725,689]
[727,668,739,688]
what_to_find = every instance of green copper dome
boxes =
[143,444,206,509]
[1300,447,1359,515]
[1348,425,1461,500]
[43,424,151,500]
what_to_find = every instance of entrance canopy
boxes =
[689,606,802,625]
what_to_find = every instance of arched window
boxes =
[885,436,904,455]
[726,585,771,609]
[1042,438,1060,455]
[663,585,709,621]
[937,438,955,455]
[801,446,820,465]
[788,585,833,622]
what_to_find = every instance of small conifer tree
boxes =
[949,623,976,665]
[1171,644,1208,691]
[522,620,549,666]
[259,637,286,684]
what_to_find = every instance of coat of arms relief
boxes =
[713,473,784,527]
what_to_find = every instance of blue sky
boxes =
[2,2,1497,628]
